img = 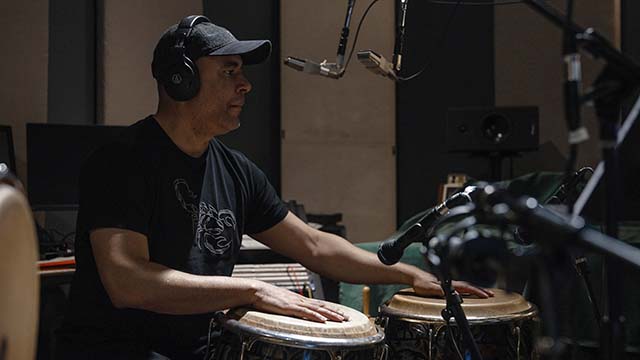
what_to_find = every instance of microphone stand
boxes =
[425,220,483,360]
[522,1,640,358]
[547,168,602,330]
[487,188,640,359]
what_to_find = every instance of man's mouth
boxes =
[229,99,245,108]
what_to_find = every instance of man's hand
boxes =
[251,281,349,323]
[411,271,494,299]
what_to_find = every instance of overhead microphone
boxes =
[283,57,342,79]
[394,0,409,72]
[377,186,477,265]
[357,0,408,81]
[337,0,356,68]
[283,0,355,79]
[563,0,588,174]
[357,50,398,80]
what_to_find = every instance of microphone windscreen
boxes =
[377,240,403,265]
[284,57,305,71]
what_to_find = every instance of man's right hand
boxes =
[250,281,348,323]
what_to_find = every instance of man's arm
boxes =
[252,212,492,298]
[91,228,346,321]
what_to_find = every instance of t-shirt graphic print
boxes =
[173,178,238,256]
[196,202,237,255]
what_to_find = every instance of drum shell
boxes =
[377,289,540,360]
[213,306,388,360]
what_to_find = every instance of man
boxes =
[57,16,491,359]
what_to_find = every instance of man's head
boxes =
[152,16,271,136]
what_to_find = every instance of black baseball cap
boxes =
[152,17,272,78]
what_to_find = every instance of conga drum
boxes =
[213,303,387,359]
[378,289,538,360]
[0,184,39,360]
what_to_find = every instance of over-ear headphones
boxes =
[161,15,211,101]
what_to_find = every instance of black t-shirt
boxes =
[61,116,288,354]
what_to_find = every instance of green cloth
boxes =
[339,242,426,316]
[339,172,567,316]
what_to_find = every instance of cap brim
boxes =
[208,40,272,65]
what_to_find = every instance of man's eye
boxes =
[224,70,235,76]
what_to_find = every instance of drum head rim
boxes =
[221,318,386,349]
[379,303,539,324]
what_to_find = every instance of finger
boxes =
[414,283,444,297]
[290,306,327,323]
[310,304,347,322]
[302,300,348,322]
[452,281,489,298]
[313,300,351,321]
[473,286,494,297]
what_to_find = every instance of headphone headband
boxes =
[159,15,212,101]
[175,15,211,51]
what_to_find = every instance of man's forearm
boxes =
[103,259,260,315]
[301,231,422,286]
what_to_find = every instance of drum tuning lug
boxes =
[410,323,429,337]
[379,344,389,360]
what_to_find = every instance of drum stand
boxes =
[425,235,484,360]
[521,1,640,358]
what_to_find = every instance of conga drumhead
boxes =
[381,288,537,323]
[221,303,384,348]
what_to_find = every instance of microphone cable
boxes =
[342,0,382,73]
[429,0,523,5]
[397,0,463,81]
[399,0,523,81]
[344,0,514,81]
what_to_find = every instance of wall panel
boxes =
[281,0,396,243]
[99,0,202,125]
[0,0,48,184]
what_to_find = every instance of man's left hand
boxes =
[411,271,494,299]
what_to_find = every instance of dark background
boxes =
[33,1,640,359]
[43,0,640,224]
[395,0,495,224]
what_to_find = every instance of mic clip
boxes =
[357,50,398,80]
[283,56,344,79]
[318,60,344,79]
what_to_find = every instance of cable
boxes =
[344,0,514,81]
[287,264,304,295]
[445,320,466,360]
[429,0,523,5]
[343,0,382,72]
[397,0,463,81]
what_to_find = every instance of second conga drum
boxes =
[378,289,538,360]
[213,303,387,359]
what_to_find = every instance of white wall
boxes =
[281,1,396,243]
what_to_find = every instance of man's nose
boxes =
[237,74,252,94]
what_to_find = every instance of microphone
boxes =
[357,50,398,80]
[394,0,409,72]
[283,0,354,79]
[283,57,343,79]
[377,186,476,265]
[547,166,593,206]
[562,0,588,174]
[337,0,356,68]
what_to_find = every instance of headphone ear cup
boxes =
[163,55,200,101]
